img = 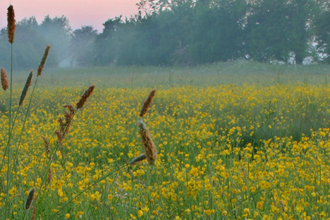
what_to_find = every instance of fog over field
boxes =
[0,0,330,70]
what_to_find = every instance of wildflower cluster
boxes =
[1,85,330,219]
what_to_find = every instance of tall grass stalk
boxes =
[3,30,14,220]
[14,76,39,197]
[2,5,16,218]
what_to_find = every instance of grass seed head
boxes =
[138,118,157,165]
[41,136,50,156]
[31,206,36,220]
[76,85,95,110]
[55,130,63,146]
[19,70,33,106]
[7,5,16,44]
[1,68,9,91]
[25,187,35,210]
[37,45,51,76]
[48,167,52,184]
[280,200,285,212]
[140,89,156,117]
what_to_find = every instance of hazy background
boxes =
[0,0,330,70]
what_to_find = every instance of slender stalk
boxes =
[3,40,14,219]
[15,77,38,153]
[14,77,39,198]
[22,210,27,220]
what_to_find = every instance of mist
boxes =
[0,0,330,70]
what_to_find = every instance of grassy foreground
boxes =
[1,65,330,219]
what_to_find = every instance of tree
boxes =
[69,26,97,67]
[0,16,58,70]
[313,1,330,63]
[245,0,311,64]
[188,0,247,63]
[38,15,72,62]
[288,0,313,64]
[93,16,122,65]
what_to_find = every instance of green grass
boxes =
[9,61,330,89]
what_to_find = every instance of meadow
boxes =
[1,62,330,219]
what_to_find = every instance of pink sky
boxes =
[0,0,139,32]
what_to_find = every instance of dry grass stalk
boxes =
[54,130,64,158]
[1,67,9,90]
[37,45,51,76]
[19,70,33,106]
[48,167,52,184]
[140,89,156,117]
[280,200,285,212]
[60,104,75,135]
[76,85,95,110]
[31,206,36,220]
[54,104,76,158]
[25,187,35,210]
[7,5,16,44]
[41,136,50,156]
[137,118,157,165]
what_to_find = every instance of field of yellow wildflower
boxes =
[1,65,330,219]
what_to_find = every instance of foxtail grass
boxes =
[25,187,35,210]
[41,136,50,156]
[22,187,35,220]
[3,5,16,218]
[140,89,156,117]
[76,84,95,110]
[0,6,54,219]
[0,5,102,219]
[19,70,33,106]
[37,45,51,76]
[7,5,15,44]
[137,118,157,165]
[131,89,158,165]
[1,68,9,90]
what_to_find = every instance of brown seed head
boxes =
[137,118,157,165]
[41,136,50,156]
[37,45,51,76]
[280,200,285,212]
[76,85,95,110]
[48,167,52,184]
[55,130,63,142]
[31,206,36,220]
[64,104,75,115]
[58,117,65,132]
[1,68,9,90]
[19,70,33,106]
[140,89,156,117]
[7,5,16,44]
[64,104,75,124]
[25,187,35,210]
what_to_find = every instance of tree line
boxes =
[1,0,330,69]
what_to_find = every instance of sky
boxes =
[0,0,139,32]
